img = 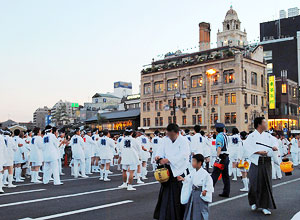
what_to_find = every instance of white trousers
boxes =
[291,152,299,166]
[43,160,60,185]
[85,158,91,174]
[272,161,282,179]
[74,159,85,177]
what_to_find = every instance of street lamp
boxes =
[164,91,186,124]
[206,68,217,133]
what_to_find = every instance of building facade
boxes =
[260,12,300,130]
[140,7,267,133]
[33,106,49,129]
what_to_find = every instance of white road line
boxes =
[16,171,154,187]
[0,181,157,208]
[0,189,46,197]
[19,200,133,220]
[210,177,300,207]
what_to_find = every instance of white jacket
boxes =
[97,136,115,160]
[70,135,85,160]
[43,133,59,162]
[30,136,44,163]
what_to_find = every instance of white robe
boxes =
[30,136,44,163]
[70,135,85,160]
[119,136,140,165]
[97,136,115,160]
[156,135,190,177]
[184,167,214,202]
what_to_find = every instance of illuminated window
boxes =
[224,70,235,84]
[282,84,287,94]
[192,97,197,107]
[213,74,219,85]
[159,117,163,126]
[167,79,178,91]
[198,115,202,125]
[144,83,151,94]
[182,116,187,125]
[191,75,203,88]
[213,95,218,105]
[154,81,164,93]
[159,101,163,110]
[293,87,297,97]
[231,93,236,104]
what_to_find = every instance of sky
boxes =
[0,0,299,122]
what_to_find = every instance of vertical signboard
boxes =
[269,75,275,109]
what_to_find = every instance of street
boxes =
[0,164,300,220]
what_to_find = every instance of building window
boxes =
[267,63,273,74]
[192,97,197,107]
[159,101,163,111]
[168,99,172,108]
[191,75,203,88]
[213,75,218,85]
[231,93,236,104]
[147,102,150,111]
[167,79,178,91]
[224,69,235,84]
[245,113,248,123]
[155,101,159,111]
[143,103,146,111]
[244,70,247,84]
[289,85,292,95]
[213,114,218,124]
[192,115,197,125]
[154,81,164,93]
[261,74,264,87]
[144,83,151,94]
[231,112,237,124]
[197,97,202,106]
[213,95,218,105]
[282,84,287,94]
[143,118,147,127]
[261,97,264,106]
[155,117,159,126]
[225,113,230,124]
[159,117,163,126]
[147,118,150,127]
[251,72,257,85]
[256,95,258,105]
[182,77,187,90]
[244,94,247,104]
[197,115,202,125]
[182,98,187,108]
[182,116,187,125]
[95,98,98,103]
[168,117,172,124]
[293,87,297,97]
[225,93,230,105]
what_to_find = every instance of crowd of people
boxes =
[0,116,299,219]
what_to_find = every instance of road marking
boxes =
[0,181,157,208]
[0,189,46,197]
[19,200,133,220]
[210,177,300,207]
[16,171,154,187]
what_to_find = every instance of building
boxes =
[83,93,121,112]
[113,81,133,98]
[288,7,299,18]
[260,12,300,130]
[51,100,81,126]
[280,10,287,19]
[85,108,140,135]
[140,7,267,133]
[118,94,141,111]
[33,106,49,129]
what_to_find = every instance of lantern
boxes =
[280,158,294,176]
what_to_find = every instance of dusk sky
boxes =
[0,0,299,122]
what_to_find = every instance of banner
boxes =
[269,75,275,109]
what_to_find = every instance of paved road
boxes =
[0,165,300,220]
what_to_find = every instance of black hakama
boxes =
[248,156,276,209]
[183,186,209,220]
[154,165,185,220]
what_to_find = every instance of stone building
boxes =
[140,7,267,133]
